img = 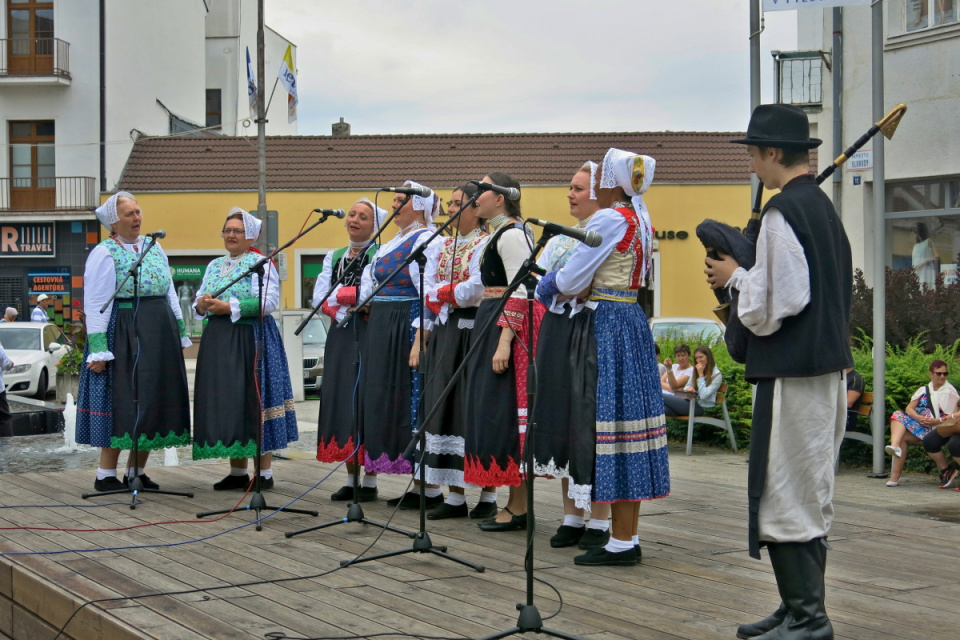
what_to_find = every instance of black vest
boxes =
[479,222,524,287]
[744,175,853,381]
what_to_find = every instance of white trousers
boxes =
[758,372,846,543]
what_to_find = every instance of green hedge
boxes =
[656,333,960,474]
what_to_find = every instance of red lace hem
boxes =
[316,437,363,464]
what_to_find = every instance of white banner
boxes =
[763,0,873,11]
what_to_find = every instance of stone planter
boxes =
[56,371,80,404]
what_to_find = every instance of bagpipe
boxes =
[696,104,908,363]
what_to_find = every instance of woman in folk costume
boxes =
[315,198,385,502]
[77,192,191,491]
[464,172,544,532]
[192,207,298,490]
[535,148,670,566]
[358,181,443,508]
[419,183,498,520]
[532,162,612,553]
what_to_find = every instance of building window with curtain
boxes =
[906,0,957,32]
[8,120,55,210]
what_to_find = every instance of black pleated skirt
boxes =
[192,315,262,459]
[463,298,521,487]
[420,307,477,487]
[316,315,368,463]
[359,298,418,475]
[531,309,597,489]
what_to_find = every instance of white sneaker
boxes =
[884,445,902,458]
[886,479,900,487]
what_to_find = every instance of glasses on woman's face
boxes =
[222,228,245,236]
[933,371,949,377]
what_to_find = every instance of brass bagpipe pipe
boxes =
[697,104,907,362]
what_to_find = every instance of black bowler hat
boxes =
[730,104,822,149]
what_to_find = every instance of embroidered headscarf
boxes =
[95,191,136,231]
[599,148,657,281]
[404,180,439,225]
[585,161,598,201]
[226,206,262,240]
[353,197,389,233]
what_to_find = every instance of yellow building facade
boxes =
[115,182,752,331]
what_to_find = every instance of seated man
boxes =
[845,367,864,431]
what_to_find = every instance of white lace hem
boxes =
[180,337,192,348]
[423,468,466,488]
[568,482,594,511]
[85,351,115,363]
[424,433,465,456]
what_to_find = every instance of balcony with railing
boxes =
[0,177,96,212]
[0,38,71,85]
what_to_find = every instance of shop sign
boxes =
[1,223,55,258]
[170,265,206,279]
[28,272,70,294]
[654,230,689,240]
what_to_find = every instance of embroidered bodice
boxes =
[103,236,173,297]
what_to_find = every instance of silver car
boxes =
[648,316,725,342]
[302,315,330,392]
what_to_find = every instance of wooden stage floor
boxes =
[1,445,958,640]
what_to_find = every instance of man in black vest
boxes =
[705,104,852,640]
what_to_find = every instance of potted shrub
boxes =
[56,323,85,403]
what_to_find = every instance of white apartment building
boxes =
[0,0,295,324]
[782,0,960,286]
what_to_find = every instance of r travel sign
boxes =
[1,222,55,258]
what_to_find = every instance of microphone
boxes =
[314,208,346,219]
[526,219,603,248]
[469,180,520,201]
[144,230,166,239]
[381,185,433,197]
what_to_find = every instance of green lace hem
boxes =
[110,431,191,451]
[177,318,187,339]
[192,440,259,460]
[88,332,108,354]
[238,297,260,318]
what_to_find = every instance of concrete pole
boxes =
[870,1,886,477]
[255,0,267,252]
[749,0,762,202]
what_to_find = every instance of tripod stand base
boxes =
[341,531,485,572]
[82,476,194,509]
[284,501,417,539]
[197,490,318,531]
[477,605,584,640]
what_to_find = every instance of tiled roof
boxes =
[117,131,754,192]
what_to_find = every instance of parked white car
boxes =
[648,316,725,342]
[0,322,69,399]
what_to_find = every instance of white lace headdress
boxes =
[227,206,262,240]
[599,148,657,281]
[404,180,439,225]
[353,197,389,233]
[95,191,136,230]
[586,161,598,200]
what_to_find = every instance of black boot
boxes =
[737,603,787,639]
[754,539,833,640]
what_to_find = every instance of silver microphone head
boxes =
[582,229,603,248]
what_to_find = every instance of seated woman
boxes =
[662,345,722,417]
[886,359,960,488]
[661,343,693,395]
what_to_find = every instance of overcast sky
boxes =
[264,0,798,136]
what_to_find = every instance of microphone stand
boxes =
[286,201,417,541]
[195,219,346,529]
[83,234,195,506]
[326,193,484,572]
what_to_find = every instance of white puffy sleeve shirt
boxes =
[727,208,811,337]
